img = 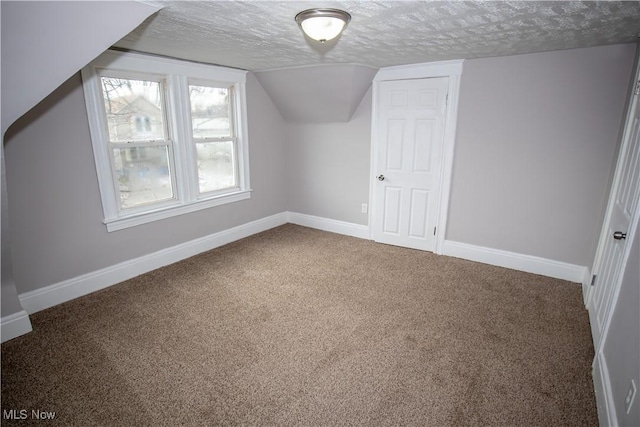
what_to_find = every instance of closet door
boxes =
[588,79,640,351]
[372,77,448,252]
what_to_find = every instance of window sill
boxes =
[104,189,252,232]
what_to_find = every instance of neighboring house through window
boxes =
[81,50,251,231]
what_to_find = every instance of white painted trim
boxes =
[19,213,288,314]
[582,267,592,307]
[105,190,252,232]
[369,59,464,254]
[81,49,251,232]
[441,240,588,283]
[368,82,379,241]
[593,350,618,427]
[13,209,593,341]
[1,310,32,343]
[93,50,248,83]
[435,73,462,254]
[286,212,369,240]
[374,60,464,81]
[17,212,367,318]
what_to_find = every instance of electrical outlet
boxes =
[625,379,637,414]
[361,203,368,214]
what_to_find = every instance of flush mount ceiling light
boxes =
[295,8,351,43]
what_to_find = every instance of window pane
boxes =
[113,146,173,209]
[195,141,236,193]
[101,77,165,142]
[189,85,231,138]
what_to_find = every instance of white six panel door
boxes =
[589,85,640,350]
[373,77,448,251]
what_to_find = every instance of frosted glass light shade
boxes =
[300,17,345,42]
[295,9,351,43]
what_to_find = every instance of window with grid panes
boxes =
[81,51,250,231]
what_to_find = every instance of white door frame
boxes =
[369,60,464,254]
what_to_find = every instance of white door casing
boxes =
[373,77,448,251]
[369,60,464,254]
[588,77,640,352]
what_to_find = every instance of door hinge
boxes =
[591,274,597,287]
[635,80,640,95]
[433,227,437,236]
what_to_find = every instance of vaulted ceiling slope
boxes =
[117,1,640,71]
[1,1,159,134]
[114,1,640,123]
[255,65,378,122]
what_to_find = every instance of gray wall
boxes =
[603,221,640,426]
[1,0,159,320]
[286,88,372,225]
[447,44,636,266]
[0,1,159,134]
[4,43,637,299]
[3,72,286,294]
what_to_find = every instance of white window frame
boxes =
[81,50,251,232]
[187,79,239,199]
[98,70,179,216]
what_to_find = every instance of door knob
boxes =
[613,231,627,240]
[377,175,385,181]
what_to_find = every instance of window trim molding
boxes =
[81,50,251,231]
[104,189,252,232]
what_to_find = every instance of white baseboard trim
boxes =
[19,212,288,315]
[1,310,33,343]
[286,212,370,240]
[15,212,587,337]
[441,240,588,283]
[593,351,618,427]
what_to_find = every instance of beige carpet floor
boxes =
[2,224,597,426]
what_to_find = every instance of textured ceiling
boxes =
[116,1,640,71]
